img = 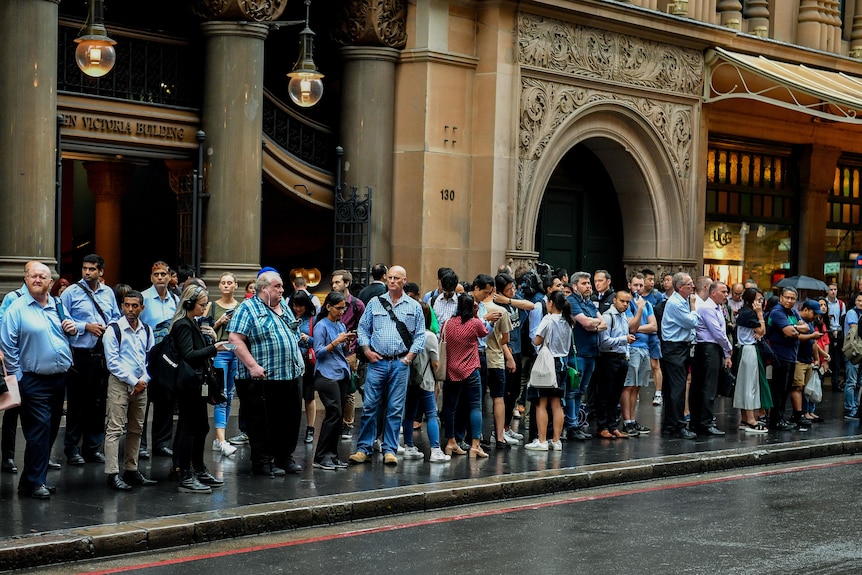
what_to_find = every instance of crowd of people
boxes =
[0,255,856,499]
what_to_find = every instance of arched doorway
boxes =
[537,143,624,280]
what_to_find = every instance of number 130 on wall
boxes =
[440,189,455,201]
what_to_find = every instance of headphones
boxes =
[183,287,204,310]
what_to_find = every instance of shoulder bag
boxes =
[434,320,448,381]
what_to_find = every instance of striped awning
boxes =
[705,47,862,124]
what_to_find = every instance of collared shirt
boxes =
[661,292,700,343]
[571,292,599,358]
[60,280,122,349]
[358,292,425,357]
[695,299,732,358]
[845,307,862,337]
[103,317,154,387]
[828,298,845,332]
[727,297,744,316]
[768,305,802,363]
[598,307,629,354]
[0,292,77,378]
[432,292,459,324]
[0,283,26,325]
[313,317,350,381]
[229,295,304,381]
[139,285,178,329]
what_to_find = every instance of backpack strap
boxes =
[377,295,414,350]
[108,322,122,347]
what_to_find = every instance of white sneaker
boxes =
[549,439,563,451]
[504,428,524,442]
[220,441,237,457]
[212,439,222,451]
[403,446,423,460]
[397,444,405,455]
[652,393,663,406]
[429,447,451,463]
[524,439,549,451]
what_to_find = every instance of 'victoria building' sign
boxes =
[57,94,200,152]
[61,114,186,141]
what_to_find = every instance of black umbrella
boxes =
[774,275,829,292]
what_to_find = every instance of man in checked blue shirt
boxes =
[350,265,425,466]
[60,254,121,465]
[0,262,79,499]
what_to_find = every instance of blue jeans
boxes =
[403,388,441,449]
[844,359,859,415]
[442,370,482,441]
[566,356,595,430]
[213,350,237,430]
[356,359,409,455]
[19,373,66,489]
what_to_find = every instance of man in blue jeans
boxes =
[567,272,606,440]
[350,266,425,467]
[843,293,862,420]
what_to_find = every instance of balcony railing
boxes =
[58,22,200,109]
[262,89,334,173]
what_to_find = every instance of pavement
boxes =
[1,384,861,571]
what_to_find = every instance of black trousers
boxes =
[594,353,628,432]
[140,387,175,452]
[769,359,795,426]
[690,342,722,430]
[64,347,107,457]
[18,373,65,489]
[660,341,692,432]
[235,378,301,467]
[2,407,19,461]
[313,374,347,462]
[173,387,208,472]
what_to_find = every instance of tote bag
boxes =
[0,364,21,411]
[528,345,557,388]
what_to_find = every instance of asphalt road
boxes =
[24,455,862,575]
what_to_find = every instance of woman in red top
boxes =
[440,295,489,457]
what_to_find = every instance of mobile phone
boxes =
[222,343,237,350]
[225,309,235,317]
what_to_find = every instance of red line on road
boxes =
[85,457,861,574]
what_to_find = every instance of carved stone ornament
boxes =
[517,13,703,97]
[332,0,407,49]
[191,0,287,22]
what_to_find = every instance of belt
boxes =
[373,350,407,361]
[601,351,627,358]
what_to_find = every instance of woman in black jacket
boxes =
[170,284,229,493]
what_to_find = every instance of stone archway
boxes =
[520,101,694,267]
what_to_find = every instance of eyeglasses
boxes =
[332,305,347,311]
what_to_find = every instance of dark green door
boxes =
[536,144,624,282]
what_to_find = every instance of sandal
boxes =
[742,421,768,434]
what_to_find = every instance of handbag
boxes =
[434,321,448,381]
[804,368,823,403]
[307,317,316,366]
[0,363,21,411]
[566,330,580,390]
[528,345,557,388]
[717,367,736,398]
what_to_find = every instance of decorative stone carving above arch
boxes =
[514,12,704,266]
[191,0,287,21]
[332,0,407,48]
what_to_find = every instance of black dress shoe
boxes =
[47,460,61,470]
[84,452,106,463]
[1,458,17,473]
[122,470,157,486]
[154,446,174,457]
[67,454,85,465]
[671,428,697,440]
[495,440,512,449]
[106,474,132,491]
[252,461,286,477]
[138,449,151,460]
[698,426,726,436]
[283,460,302,474]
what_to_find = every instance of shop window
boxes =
[705,141,796,293]
[827,161,862,292]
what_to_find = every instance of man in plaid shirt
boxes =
[229,270,305,477]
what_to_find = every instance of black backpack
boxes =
[147,329,183,395]
[520,299,547,358]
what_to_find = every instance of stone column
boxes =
[84,162,133,287]
[717,0,743,29]
[852,0,862,57]
[334,0,407,269]
[743,0,770,37]
[198,21,270,285]
[0,0,59,293]
[797,0,824,49]
[797,145,841,277]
